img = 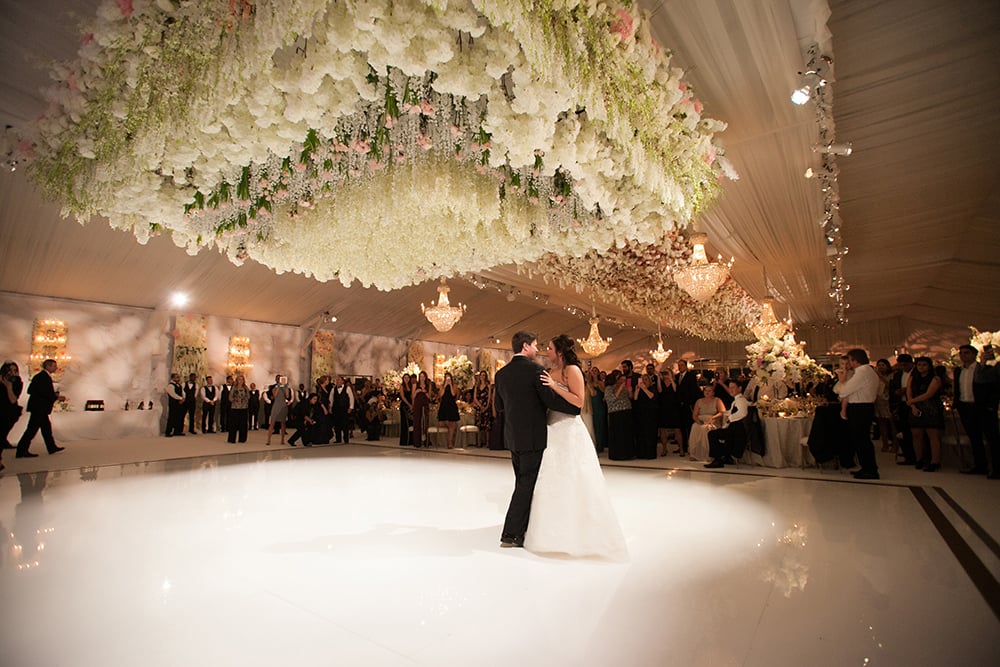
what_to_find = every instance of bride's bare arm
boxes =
[541,366,585,408]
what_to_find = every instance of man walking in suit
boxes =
[15,359,66,458]
[493,331,573,548]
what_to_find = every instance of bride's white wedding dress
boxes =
[524,409,629,560]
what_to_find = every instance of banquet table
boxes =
[42,409,164,441]
[749,416,813,468]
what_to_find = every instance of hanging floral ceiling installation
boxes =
[534,230,760,340]
[28,0,732,291]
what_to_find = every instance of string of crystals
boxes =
[801,44,851,324]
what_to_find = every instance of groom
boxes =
[494,331,574,548]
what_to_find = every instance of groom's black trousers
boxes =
[502,450,544,541]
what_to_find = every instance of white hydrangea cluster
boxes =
[30,0,730,290]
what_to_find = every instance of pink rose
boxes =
[117,0,133,18]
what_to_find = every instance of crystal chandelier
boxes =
[673,232,733,301]
[421,277,466,332]
[577,306,612,357]
[650,325,672,364]
[751,299,790,340]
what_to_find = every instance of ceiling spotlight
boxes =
[813,142,853,156]
[170,292,189,308]
[804,167,814,178]
[791,69,827,105]
[506,287,518,302]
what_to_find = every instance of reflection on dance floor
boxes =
[0,445,996,666]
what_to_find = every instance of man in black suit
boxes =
[165,373,186,437]
[330,376,354,443]
[675,360,701,455]
[888,354,916,465]
[15,359,66,458]
[219,375,233,432]
[954,344,1000,477]
[183,373,198,434]
[494,331,574,548]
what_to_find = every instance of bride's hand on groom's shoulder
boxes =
[540,371,554,387]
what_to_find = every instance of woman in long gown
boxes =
[472,371,493,448]
[398,374,414,446]
[436,372,460,449]
[411,371,432,448]
[524,335,628,560]
[632,374,659,459]
[687,383,725,461]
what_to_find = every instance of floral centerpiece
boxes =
[441,354,474,391]
[746,332,830,387]
[25,0,730,290]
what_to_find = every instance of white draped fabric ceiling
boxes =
[0,0,997,362]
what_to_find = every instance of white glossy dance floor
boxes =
[2,443,998,666]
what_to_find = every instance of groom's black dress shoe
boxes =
[704,459,725,468]
[500,537,524,548]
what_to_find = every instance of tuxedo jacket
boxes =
[676,371,701,408]
[954,364,1000,410]
[25,370,57,415]
[494,355,577,453]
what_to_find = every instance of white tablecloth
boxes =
[47,410,163,441]
[751,416,813,468]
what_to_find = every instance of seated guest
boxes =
[288,393,322,447]
[688,382,725,461]
[705,380,750,468]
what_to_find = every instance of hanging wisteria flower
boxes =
[27,0,730,290]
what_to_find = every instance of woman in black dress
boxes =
[656,367,684,456]
[437,372,460,449]
[906,356,944,471]
[633,373,659,459]
[472,371,492,448]
[398,373,414,446]
[1,361,24,470]
[411,371,432,448]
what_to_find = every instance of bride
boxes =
[524,334,629,560]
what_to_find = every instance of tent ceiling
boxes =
[1,0,997,359]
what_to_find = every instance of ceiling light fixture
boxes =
[170,292,189,308]
[751,298,790,340]
[421,277,466,332]
[672,232,733,301]
[650,325,672,364]
[577,306,611,357]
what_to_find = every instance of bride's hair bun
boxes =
[552,334,581,368]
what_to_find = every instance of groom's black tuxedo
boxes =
[494,354,577,546]
[494,355,577,453]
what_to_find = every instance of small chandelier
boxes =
[577,306,612,357]
[751,299,790,340]
[422,277,466,332]
[650,325,672,364]
[673,232,733,301]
